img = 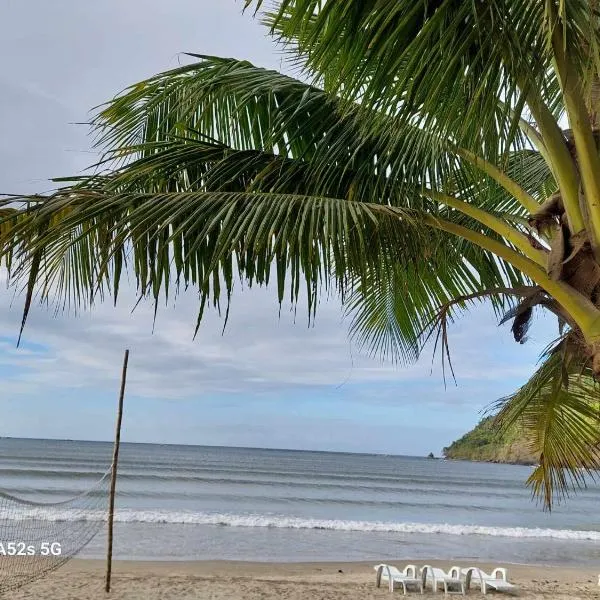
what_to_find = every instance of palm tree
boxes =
[2,0,600,506]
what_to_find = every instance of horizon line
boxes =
[0,435,434,459]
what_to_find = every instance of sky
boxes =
[0,1,558,455]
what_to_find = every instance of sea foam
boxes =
[5,508,600,541]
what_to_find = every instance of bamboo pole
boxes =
[105,349,129,593]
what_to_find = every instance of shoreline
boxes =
[8,558,599,599]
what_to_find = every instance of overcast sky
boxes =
[0,1,557,455]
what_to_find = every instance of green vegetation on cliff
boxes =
[443,417,537,465]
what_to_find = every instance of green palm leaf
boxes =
[0,56,543,373]
[494,342,600,508]
[33,57,527,365]
[253,1,598,154]
[1,189,435,335]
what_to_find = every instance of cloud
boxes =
[0,262,553,454]
[0,269,552,403]
[0,278,392,398]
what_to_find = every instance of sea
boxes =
[0,437,599,566]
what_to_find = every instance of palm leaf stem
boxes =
[425,285,540,328]
[423,213,600,336]
[515,114,551,166]
[456,148,540,214]
[550,14,600,257]
[422,188,547,265]
[521,84,584,232]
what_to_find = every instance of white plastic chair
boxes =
[463,567,518,595]
[420,565,465,595]
[374,564,424,594]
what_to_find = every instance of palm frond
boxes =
[1,189,438,338]
[494,340,600,508]
[94,56,545,220]
[2,56,548,362]
[91,62,537,362]
[253,0,577,160]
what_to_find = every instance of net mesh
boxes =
[0,469,110,594]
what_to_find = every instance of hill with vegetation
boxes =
[442,416,537,465]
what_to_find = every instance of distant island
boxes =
[442,416,537,465]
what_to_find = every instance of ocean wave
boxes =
[3,508,600,541]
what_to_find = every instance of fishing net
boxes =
[0,469,110,594]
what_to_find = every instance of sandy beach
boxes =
[7,559,599,599]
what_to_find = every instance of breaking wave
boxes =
[4,508,600,541]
